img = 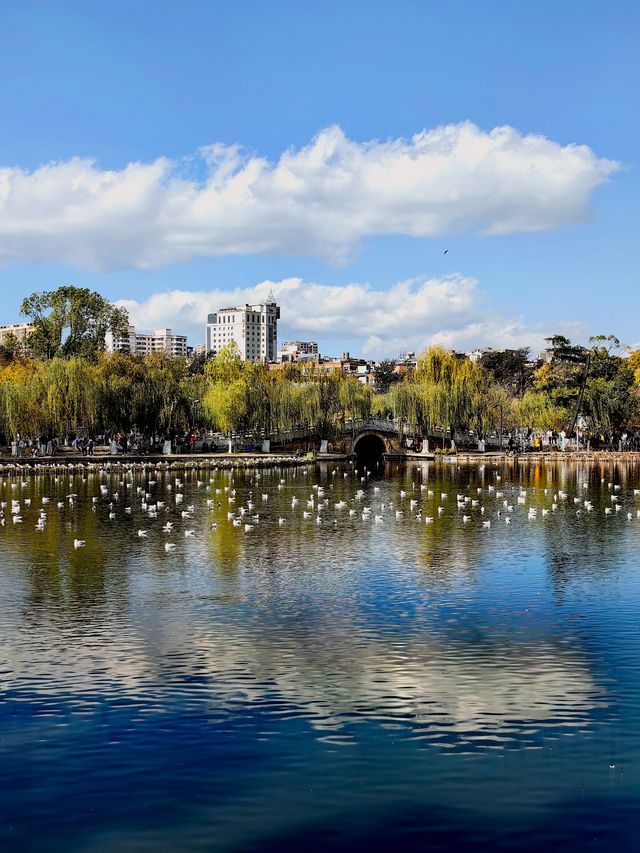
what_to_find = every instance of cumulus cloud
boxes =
[118,275,584,358]
[0,123,618,269]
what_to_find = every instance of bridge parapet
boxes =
[347,417,403,435]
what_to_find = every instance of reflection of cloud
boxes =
[0,463,610,750]
[194,629,604,740]
[2,617,604,746]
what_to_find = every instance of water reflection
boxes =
[1,459,638,849]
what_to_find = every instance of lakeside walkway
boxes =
[3,448,640,473]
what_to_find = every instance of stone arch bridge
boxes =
[348,418,406,457]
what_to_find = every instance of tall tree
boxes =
[21,285,129,360]
[373,359,402,394]
[480,348,532,396]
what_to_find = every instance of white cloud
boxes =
[118,274,584,358]
[0,123,618,269]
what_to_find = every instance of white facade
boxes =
[205,300,280,362]
[105,325,188,357]
[0,322,34,347]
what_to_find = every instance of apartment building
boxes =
[105,325,188,357]
[278,340,319,363]
[205,298,280,362]
[0,322,34,347]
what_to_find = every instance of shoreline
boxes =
[2,448,640,475]
[0,451,318,473]
[434,451,640,463]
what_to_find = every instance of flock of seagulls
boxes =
[0,461,639,554]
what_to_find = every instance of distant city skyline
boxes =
[0,1,637,356]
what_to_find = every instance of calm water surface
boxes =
[0,459,639,851]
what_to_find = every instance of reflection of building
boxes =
[278,341,319,363]
[0,322,34,347]
[105,325,188,357]
[205,297,280,362]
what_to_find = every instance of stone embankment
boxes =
[0,451,320,476]
[454,450,640,463]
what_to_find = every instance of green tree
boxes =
[21,285,129,360]
[581,340,637,433]
[0,332,25,364]
[203,344,251,448]
[42,357,98,437]
[373,359,402,394]
[514,390,566,431]
[480,348,532,396]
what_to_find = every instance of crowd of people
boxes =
[12,434,58,458]
[9,428,212,458]
[69,429,206,456]
[504,429,640,453]
[9,426,640,458]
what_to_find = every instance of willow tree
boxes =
[243,362,274,437]
[409,347,487,446]
[371,391,393,421]
[339,376,372,435]
[261,369,303,439]
[42,357,98,437]
[472,384,514,447]
[203,378,250,449]
[203,343,250,449]
[582,373,638,434]
[514,390,566,432]
[0,359,45,439]
[205,342,244,384]
[268,371,293,437]
[286,380,318,435]
[390,381,428,439]
[302,368,344,438]
[95,352,139,433]
[132,353,191,436]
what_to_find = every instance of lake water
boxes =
[0,459,639,851]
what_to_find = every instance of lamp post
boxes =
[188,398,200,429]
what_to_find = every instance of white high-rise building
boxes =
[105,325,188,357]
[205,298,280,362]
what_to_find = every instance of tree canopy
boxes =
[21,285,129,360]
[1,309,639,448]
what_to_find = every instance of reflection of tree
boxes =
[537,460,637,600]
[1,472,127,629]
[0,459,616,750]
[208,515,242,574]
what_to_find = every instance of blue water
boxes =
[0,459,638,850]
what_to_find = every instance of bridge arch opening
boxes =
[353,433,386,464]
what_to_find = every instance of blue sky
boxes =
[0,0,637,356]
